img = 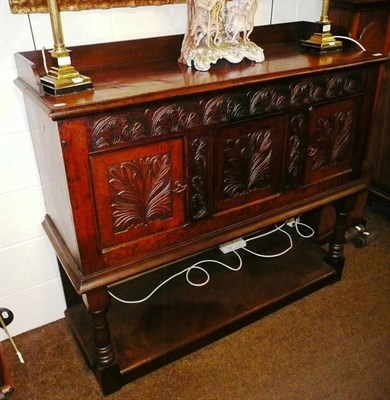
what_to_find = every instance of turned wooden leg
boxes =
[83,289,121,395]
[324,196,354,280]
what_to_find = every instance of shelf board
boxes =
[65,228,337,385]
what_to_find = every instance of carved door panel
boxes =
[90,139,186,249]
[214,116,285,212]
[303,97,362,185]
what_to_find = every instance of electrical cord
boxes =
[290,217,315,239]
[243,217,314,258]
[108,250,242,304]
[246,221,288,242]
[108,216,315,305]
[243,222,293,258]
[333,36,366,52]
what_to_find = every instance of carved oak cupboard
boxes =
[15,22,387,395]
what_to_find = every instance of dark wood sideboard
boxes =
[15,22,387,395]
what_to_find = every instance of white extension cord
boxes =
[108,251,243,304]
[108,216,315,305]
[333,36,366,52]
[243,218,314,258]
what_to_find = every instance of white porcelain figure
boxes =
[178,0,264,71]
[190,0,223,47]
[225,0,257,43]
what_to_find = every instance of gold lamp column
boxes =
[301,0,342,52]
[40,0,93,96]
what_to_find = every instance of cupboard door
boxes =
[214,116,285,212]
[90,139,186,249]
[303,97,361,185]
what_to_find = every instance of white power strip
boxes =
[287,216,301,227]
[287,218,295,227]
[219,238,247,254]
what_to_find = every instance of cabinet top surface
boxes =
[15,23,387,120]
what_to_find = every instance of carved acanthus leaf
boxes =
[109,154,173,232]
[250,87,288,115]
[92,103,201,150]
[312,110,353,171]
[291,71,365,106]
[190,137,209,220]
[287,113,305,184]
[91,70,365,150]
[92,114,148,149]
[223,130,272,199]
[290,78,326,105]
[151,103,201,136]
[326,74,361,98]
[203,94,249,125]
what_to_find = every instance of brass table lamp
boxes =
[40,0,93,95]
[301,0,342,52]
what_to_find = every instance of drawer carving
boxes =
[223,129,272,199]
[291,78,326,105]
[290,70,365,106]
[325,73,363,98]
[151,103,202,135]
[311,109,354,172]
[249,86,289,115]
[90,70,365,151]
[92,104,201,150]
[92,113,149,149]
[202,93,249,125]
[109,154,173,233]
[91,89,286,151]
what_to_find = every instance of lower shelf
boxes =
[65,228,337,386]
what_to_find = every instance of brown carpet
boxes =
[2,202,390,400]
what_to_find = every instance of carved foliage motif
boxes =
[249,86,289,115]
[108,154,173,232]
[91,70,365,150]
[223,130,272,199]
[290,78,326,105]
[312,109,354,172]
[290,71,364,106]
[286,113,306,188]
[151,103,202,136]
[92,114,149,149]
[91,88,287,150]
[92,103,201,150]
[325,73,362,98]
[202,94,249,125]
[190,137,209,220]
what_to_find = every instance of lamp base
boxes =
[301,22,343,53]
[40,65,93,96]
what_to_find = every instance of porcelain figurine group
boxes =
[179,0,264,71]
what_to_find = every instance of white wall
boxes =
[0,0,322,340]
